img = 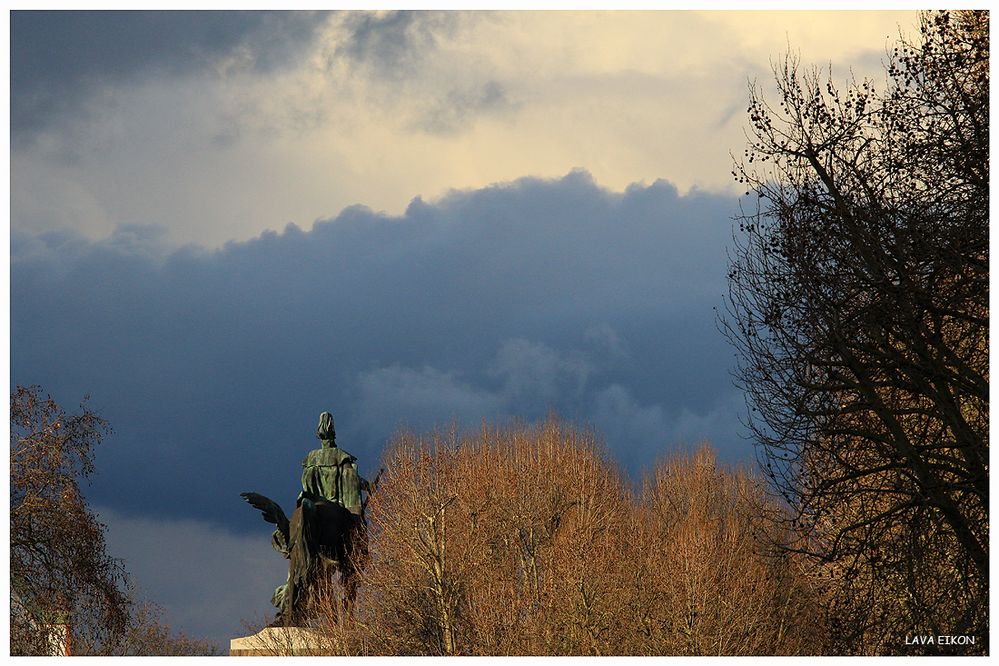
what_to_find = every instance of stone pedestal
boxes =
[229,627,327,656]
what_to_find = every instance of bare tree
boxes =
[117,599,221,656]
[628,444,823,655]
[724,10,987,654]
[348,417,633,655]
[320,418,821,655]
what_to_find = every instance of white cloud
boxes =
[11,10,920,247]
[490,337,593,405]
[355,364,505,434]
[584,322,630,361]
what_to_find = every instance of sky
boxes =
[9,8,921,649]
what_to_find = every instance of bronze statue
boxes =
[242,412,381,626]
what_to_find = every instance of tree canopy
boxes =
[724,10,987,654]
[10,386,217,655]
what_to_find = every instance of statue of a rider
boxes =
[268,411,374,623]
[301,411,372,516]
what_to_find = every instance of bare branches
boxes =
[724,10,988,654]
[308,420,822,655]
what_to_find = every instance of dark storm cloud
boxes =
[11,171,743,531]
[10,10,327,141]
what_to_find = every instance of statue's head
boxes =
[316,411,336,446]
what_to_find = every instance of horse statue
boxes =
[241,467,383,627]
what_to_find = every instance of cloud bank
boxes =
[13,171,742,530]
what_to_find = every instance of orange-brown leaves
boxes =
[315,419,821,655]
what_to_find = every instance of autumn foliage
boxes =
[10,386,219,655]
[300,417,823,655]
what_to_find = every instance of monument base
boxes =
[229,627,327,656]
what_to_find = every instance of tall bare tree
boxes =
[724,10,987,654]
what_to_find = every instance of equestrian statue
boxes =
[241,411,381,626]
